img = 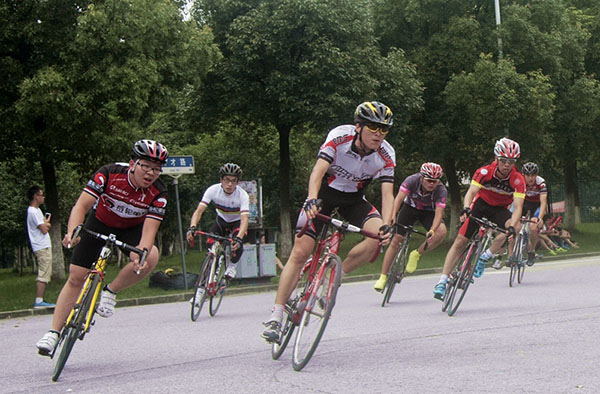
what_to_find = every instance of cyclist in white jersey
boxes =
[261,101,396,342]
[186,163,249,279]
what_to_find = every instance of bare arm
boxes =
[391,190,407,223]
[305,158,330,218]
[62,192,97,247]
[510,197,524,228]
[431,205,445,233]
[380,182,395,226]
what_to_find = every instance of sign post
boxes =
[162,155,195,289]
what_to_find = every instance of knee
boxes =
[66,274,86,288]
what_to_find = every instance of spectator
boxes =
[26,186,56,309]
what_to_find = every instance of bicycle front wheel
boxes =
[292,255,342,371]
[382,242,408,307]
[209,254,227,317]
[52,274,99,382]
[447,244,478,317]
[271,308,297,360]
[191,256,211,321]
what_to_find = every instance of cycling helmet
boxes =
[521,162,539,175]
[493,137,520,159]
[420,162,443,179]
[220,163,242,179]
[131,139,169,164]
[354,101,394,126]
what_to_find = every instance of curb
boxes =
[2,251,598,321]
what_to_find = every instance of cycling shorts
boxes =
[395,204,440,236]
[70,212,143,269]
[207,216,246,264]
[459,198,511,239]
[295,186,380,240]
[523,200,541,218]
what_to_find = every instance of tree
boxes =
[193,0,422,258]
[2,0,220,277]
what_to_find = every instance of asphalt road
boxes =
[2,256,599,394]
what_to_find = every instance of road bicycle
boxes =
[51,226,147,382]
[442,216,507,316]
[381,223,427,307]
[507,213,536,287]
[271,212,380,371]
[189,230,234,321]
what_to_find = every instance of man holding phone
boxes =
[26,186,56,309]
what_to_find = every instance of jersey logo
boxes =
[155,197,167,208]
[480,169,488,175]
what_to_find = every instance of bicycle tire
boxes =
[191,255,211,321]
[271,263,311,360]
[517,262,525,283]
[292,255,342,371]
[509,262,517,287]
[382,241,408,307]
[446,242,479,316]
[442,245,467,312]
[209,254,227,316]
[509,233,523,287]
[52,274,99,381]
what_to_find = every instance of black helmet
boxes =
[521,162,539,175]
[131,140,169,164]
[220,163,242,178]
[354,101,394,126]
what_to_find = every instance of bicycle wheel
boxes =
[272,262,311,360]
[517,262,525,283]
[190,256,211,321]
[509,233,523,287]
[209,254,227,316]
[382,241,408,307]
[509,262,518,287]
[52,274,99,382]
[292,255,342,371]
[442,245,468,313]
[446,243,479,316]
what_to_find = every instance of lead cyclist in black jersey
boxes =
[261,101,396,342]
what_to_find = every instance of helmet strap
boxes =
[354,126,374,156]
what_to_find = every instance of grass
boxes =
[2,222,599,313]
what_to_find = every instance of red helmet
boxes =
[132,139,169,164]
[420,162,443,179]
[493,137,520,159]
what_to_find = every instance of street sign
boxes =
[162,155,195,175]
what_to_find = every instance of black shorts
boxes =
[71,212,143,269]
[208,216,246,264]
[295,186,380,240]
[523,200,541,218]
[459,198,511,239]
[395,204,438,236]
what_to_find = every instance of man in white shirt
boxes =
[26,186,55,309]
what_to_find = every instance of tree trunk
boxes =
[444,159,463,239]
[278,124,293,260]
[563,158,579,230]
[39,148,66,280]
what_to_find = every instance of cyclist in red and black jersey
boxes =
[433,138,526,300]
[36,140,168,356]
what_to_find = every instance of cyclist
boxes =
[373,162,448,292]
[261,101,396,342]
[36,140,169,355]
[186,163,249,281]
[493,161,548,268]
[433,138,525,300]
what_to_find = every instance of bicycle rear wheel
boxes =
[382,242,408,307]
[517,262,525,283]
[191,256,211,321]
[52,274,99,382]
[509,233,523,287]
[209,254,227,316]
[292,255,342,371]
[446,243,478,316]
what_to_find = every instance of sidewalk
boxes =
[2,251,598,321]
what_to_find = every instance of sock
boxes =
[49,329,60,335]
[379,274,387,279]
[482,249,494,260]
[104,284,117,294]
[438,274,448,284]
[340,270,346,279]
[269,304,284,324]
[35,297,43,304]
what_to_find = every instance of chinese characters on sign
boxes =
[162,156,195,175]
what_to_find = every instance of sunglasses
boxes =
[363,123,390,135]
[498,158,517,165]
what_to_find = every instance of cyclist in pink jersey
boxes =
[433,138,525,300]
[374,162,448,292]
[262,101,395,342]
[37,140,168,356]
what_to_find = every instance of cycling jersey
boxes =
[399,173,447,211]
[317,125,395,193]
[525,175,547,203]
[83,163,167,229]
[470,161,525,207]
[199,183,249,223]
